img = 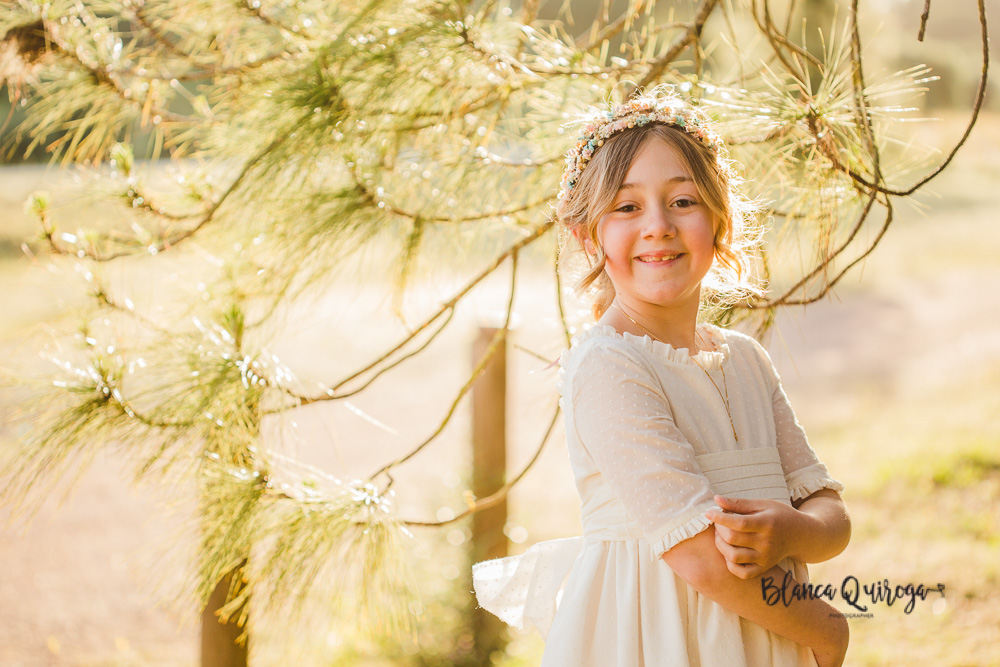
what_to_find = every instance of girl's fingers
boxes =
[708,508,756,532]
[726,560,764,580]
[714,494,761,514]
[713,522,759,550]
[714,530,759,564]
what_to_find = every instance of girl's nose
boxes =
[641,204,676,238]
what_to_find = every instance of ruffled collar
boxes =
[564,322,731,371]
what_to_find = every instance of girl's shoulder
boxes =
[556,325,648,397]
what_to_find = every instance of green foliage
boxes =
[1,0,989,655]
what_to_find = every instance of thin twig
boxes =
[849,0,882,186]
[575,2,654,51]
[290,221,553,401]
[554,239,572,348]
[748,0,810,88]
[918,0,932,41]
[637,0,719,89]
[348,164,555,223]
[43,134,287,261]
[403,403,561,527]
[836,0,988,197]
[370,250,520,483]
[747,190,878,308]
[271,308,456,411]
[753,196,894,307]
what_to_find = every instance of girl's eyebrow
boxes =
[619,175,693,191]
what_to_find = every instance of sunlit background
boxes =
[2,0,999,665]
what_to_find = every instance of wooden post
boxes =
[470,326,509,662]
[201,567,248,667]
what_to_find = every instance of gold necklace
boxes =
[611,302,739,443]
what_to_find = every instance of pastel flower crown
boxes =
[557,92,725,201]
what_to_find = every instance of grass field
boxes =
[1,112,999,666]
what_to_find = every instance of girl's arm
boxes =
[789,488,851,562]
[707,489,851,578]
[662,525,849,667]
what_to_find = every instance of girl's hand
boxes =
[705,494,806,579]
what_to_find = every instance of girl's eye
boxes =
[672,197,698,209]
[615,203,638,213]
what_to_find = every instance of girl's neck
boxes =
[603,295,705,354]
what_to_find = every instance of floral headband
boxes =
[557,91,725,201]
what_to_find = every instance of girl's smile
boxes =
[635,253,682,265]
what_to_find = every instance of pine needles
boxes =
[1,0,989,655]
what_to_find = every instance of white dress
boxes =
[472,323,845,666]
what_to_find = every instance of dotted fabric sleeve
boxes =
[567,337,721,560]
[748,338,846,502]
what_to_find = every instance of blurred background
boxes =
[2,0,999,665]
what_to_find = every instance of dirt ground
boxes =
[2,116,1000,666]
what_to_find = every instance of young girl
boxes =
[473,87,851,667]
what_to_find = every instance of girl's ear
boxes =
[571,226,597,255]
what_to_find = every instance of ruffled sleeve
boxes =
[749,337,845,502]
[564,332,722,561]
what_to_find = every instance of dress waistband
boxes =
[695,447,791,505]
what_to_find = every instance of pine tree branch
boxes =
[89,277,174,336]
[128,0,192,60]
[575,1,661,52]
[369,249,520,484]
[554,241,572,349]
[348,162,555,223]
[636,0,719,89]
[918,0,932,41]
[262,308,456,414]
[284,220,553,407]
[117,182,203,221]
[760,0,824,72]
[748,0,811,88]
[42,134,286,260]
[41,18,197,126]
[712,1,784,88]
[751,194,894,307]
[745,190,879,308]
[402,402,560,526]
[848,0,882,188]
[829,0,988,197]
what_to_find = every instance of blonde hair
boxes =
[556,120,764,320]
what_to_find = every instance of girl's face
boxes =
[595,137,717,313]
